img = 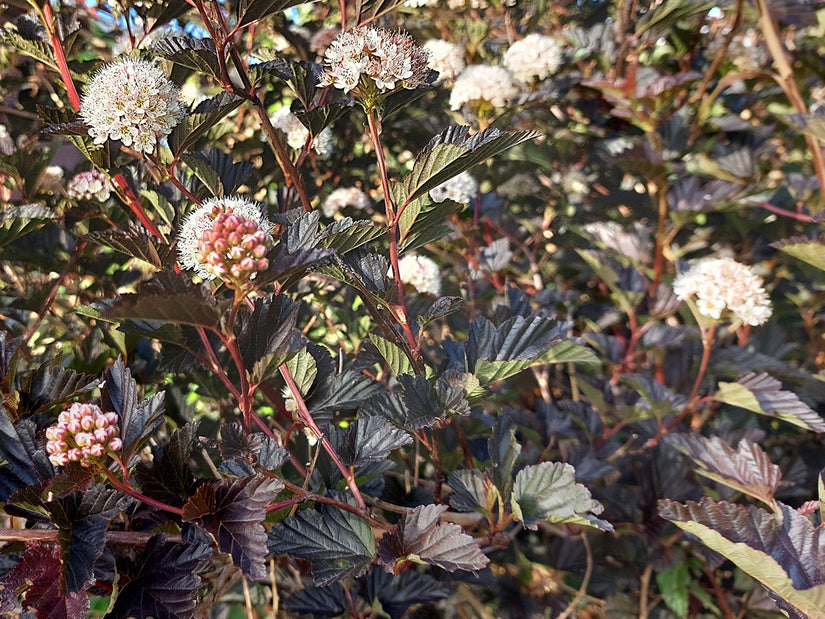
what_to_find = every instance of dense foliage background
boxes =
[4,0,825,617]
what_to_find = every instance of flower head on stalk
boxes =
[673,257,772,327]
[68,169,111,201]
[46,403,121,468]
[80,57,185,154]
[319,27,430,111]
[178,196,273,290]
[396,254,442,296]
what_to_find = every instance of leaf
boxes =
[0,404,40,502]
[307,370,382,422]
[330,416,412,467]
[318,218,385,255]
[19,360,98,415]
[467,315,570,368]
[0,203,58,250]
[170,93,244,156]
[354,0,407,24]
[101,357,166,460]
[659,499,825,618]
[0,29,58,71]
[267,496,377,585]
[0,543,91,619]
[282,348,318,397]
[417,296,463,329]
[180,152,222,195]
[377,504,490,574]
[656,561,691,618]
[182,475,282,579]
[636,0,717,35]
[106,534,212,619]
[237,0,314,27]
[182,147,253,196]
[359,569,452,619]
[772,236,825,272]
[511,462,612,531]
[715,372,825,432]
[448,469,500,515]
[397,195,463,253]
[369,334,414,376]
[86,226,173,269]
[218,423,289,476]
[284,582,349,618]
[488,414,521,494]
[400,127,540,205]
[45,484,131,593]
[155,36,222,77]
[235,294,302,369]
[134,422,200,507]
[103,270,223,328]
[667,434,782,508]
[621,374,687,419]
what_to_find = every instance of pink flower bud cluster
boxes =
[67,170,111,201]
[46,403,122,467]
[319,27,430,99]
[195,208,270,283]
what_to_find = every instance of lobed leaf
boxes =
[155,36,222,77]
[0,404,40,502]
[369,334,414,376]
[135,422,200,507]
[359,569,452,619]
[19,360,98,415]
[329,416,412,467]
[86,226,174,269]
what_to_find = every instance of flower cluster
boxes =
[503,33,564,83]
[429,171,479,204]
[40,166,65,193]
[46,403,121,467]
[422,39,465,83]
[450,65,518,110]
[322,186,372,217]
[269,107,333,158]
[80,58,185,154]
[673,257,772,326]
[67,170,111,201]
[178,196,272,287]
[397,254,442,296]
[319,27,430,103]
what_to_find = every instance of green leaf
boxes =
[488,415,520,494]
[473,358,533,386]
[267,496,376,585]
[636,0,717,35]
[398,196,463,253]
[377,504,490,573]
[180,152,223,195]
[715,372,825,432]
[282,348,318,397]
[369,334,414,377]
[659,499,825,619]
[536,340,600,367]
[0,30,58,72]
[656,561,691,618]
[772,236,825,272]
[511,462,612,531]
[0,204,58,250]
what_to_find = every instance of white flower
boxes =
[422,40,465,83]
[322,186,371,217]
[397,254,441,296]
[40,166,65,193]
[67,170,110,201]
[429,171,478,204]
[503,33,564,83]
[449,65,518,110]
[673,257,772,326]
[178,196,272,282]
[404,0,439,7]
[269,107,333,159]
[319,27,430,97]
[80,58,185,154]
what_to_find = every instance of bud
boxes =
[46,402,122,468]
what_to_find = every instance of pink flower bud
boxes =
[75,432,93,447]
[58,411,71,425]
[94,428,109,443]
[88,443,105,457]
[214,238,228,252]
[67,448,82,461]
[67,420,82,434]
[239,257,255,271]
[256,258,269,272]
[49,453,69,466]
[252,244,268,259]
[105,412,118,425]
[46,441,60,454]
[108,437,122,451]
[80,416,95,431]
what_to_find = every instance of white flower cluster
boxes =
[319,27,430,95]
[397,254,442,296]
[673,257,772,326]
[321,186,371,217]
[269,107,333,158]
[404,0,439,6]
[503,33,564,83]
[46,403,122,467]
[80,58,185,154]
[449,65,518,110]
[422,39,465,83]
[429,171,478,204]
[40,166,65,193]
[178,196,272,282]
[68,169,111,201]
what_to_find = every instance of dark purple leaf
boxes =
[86,227,175,269]
[329,416,412,467]
[20,361,98,415]
[134,422,200,507]
[284,582,349,618]
[359,569,452,619]
[234,294,301,369]
[0,405,39,502]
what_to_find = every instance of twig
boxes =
[558,533,593,619]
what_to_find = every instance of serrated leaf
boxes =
[294,102,349,137]
[417,296,463,328]
[397,194,463,253]
[359,569,452,619]
[621,374,687,419]
[0,203,58,250]
[45,484,131,593]
[184,147,253,196]
[237,0,313,27]
[354,0,407,24]
[180,152,223,195]
[282,348,318,397]
[360,380,442,431]
[284,582,349,618]
[330,416,412,467]
[20,361,98,415]
[667,434,782,508]
[142,189,176,228]
[319,218,385,254]
[370,334,414,376]
[656,561,691,617]
[537,340,601,367]
[102,357,166,460]
[772,236,825,272]
[448,469,500,515]
[377,504,490,574]
[106,534,212,619]
[235,294,301,368]
[0,543,91,619]
[267,496,376,585]
[467,315,571,368]
[135,422,200,506]
[218,422,289,476]
[86,226,173,269]
[0,29,58,71]
[0,405,39,502]
[307,370,382,423]
[715,372,825,432]
[511,462,611,531]
[103,270,222,328]
[659,499,825,618]
[248,59,319,107]
[182,475,283,579]
[488,414,521,494]
[170,93,243,156]
[400,127,540,205]
[155,36,222,77]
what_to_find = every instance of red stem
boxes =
[101,467,184,516]
[41,3,81,111]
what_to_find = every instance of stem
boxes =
[216,299,254,431]
[112,171,166,240]
[281,364,367,511]
[557,534,593,619]
[101,467,184,516]
[757,201,812,222]
[40,3,81,111]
